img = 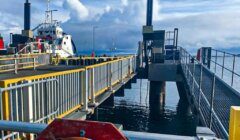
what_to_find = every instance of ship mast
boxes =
[45,0,51,24]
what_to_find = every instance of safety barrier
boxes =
[0,54,50,74]
[0,56,136,140]
[180,48,229,139]
[210,49,240,92]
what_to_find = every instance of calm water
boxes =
[88,79,198,136]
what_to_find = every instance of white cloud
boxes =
[63,0,89,21]
[121,0,128,6]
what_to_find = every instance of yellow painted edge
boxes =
[2,68,85,85]
[0,81,10,120]
[94,80,120,97]
[86,56,133,69]
[48,105,82,124]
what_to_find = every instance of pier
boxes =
[0,0,240,139]
[0,47,239,139]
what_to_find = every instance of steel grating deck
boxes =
[184,64,240,138]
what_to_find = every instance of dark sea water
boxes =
[88,79,198,136]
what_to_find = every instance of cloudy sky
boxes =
[0,0,240,53]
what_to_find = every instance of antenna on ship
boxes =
[45,0,58,24]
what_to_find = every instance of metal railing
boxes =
[180,48,229,139]
[0,56,136,140]
[0,54,50,74]
[209,49,240,92]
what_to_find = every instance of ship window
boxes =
[53,31,56,34]
[64,42,66,45]
[66,37,68,39]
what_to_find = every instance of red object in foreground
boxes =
[37,119,127,140]
[0,36,4,50]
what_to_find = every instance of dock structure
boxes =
[0,55,136,139]
[0,46,239,139]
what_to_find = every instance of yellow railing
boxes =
[0,55,136,136]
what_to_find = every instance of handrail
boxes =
[180,47,229,139]
[204,48,240,88]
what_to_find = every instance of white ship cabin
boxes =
[37,23,63,40]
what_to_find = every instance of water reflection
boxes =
[88,79,197,136]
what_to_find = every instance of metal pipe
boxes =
[0,120,47,134]
[231,55,236,86]
[198,64,203,110]
[209,74,216,129]
[0,79,58,93]
[214,51,217,73]
[146,0,153,26]
[221,52,225,79]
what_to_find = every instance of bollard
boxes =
[229,106,240,140]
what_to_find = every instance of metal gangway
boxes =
[0,56,136,139]
[180,47,240,139]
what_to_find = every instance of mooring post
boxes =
[209,74,216,129]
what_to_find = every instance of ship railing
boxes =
[0,55,136,140]
[0,54,50,74]
[180,47,229,139]
[209,48,240,93]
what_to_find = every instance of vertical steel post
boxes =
[83,70,89,111]
[214,51,217,73]
[198,64,203,110]
[44,81,48,123]
[192,58,195,96]
[33,57,36,70]
[231,55,236,87]
[15,59,18,74]
[209,74,216,129]
[120,60,123,83]
[109,63,113,91]
[90,68,95,104]
[222,52,225,79]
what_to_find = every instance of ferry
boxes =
[4,0,77,58]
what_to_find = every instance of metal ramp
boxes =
[180,47,240,139]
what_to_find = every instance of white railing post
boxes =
[120,60,123,84]
[83,70,89,111]
[14,59,18,74]
[109,63,113,91]
[90,68,95,104]
[33,57,36,70]
[22,80,34,139]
